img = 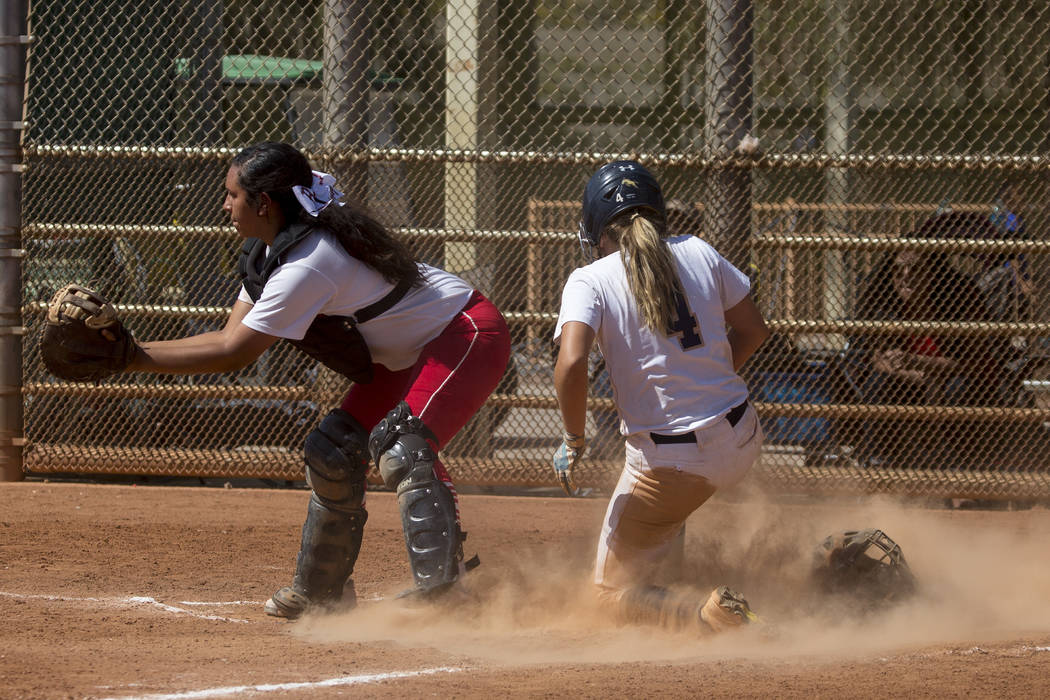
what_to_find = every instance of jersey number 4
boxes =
[667,290,703,349]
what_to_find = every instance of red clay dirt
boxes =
[2,479,1050,699]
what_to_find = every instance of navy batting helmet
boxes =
[579,160,665,248]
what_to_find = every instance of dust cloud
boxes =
[294,486,1050,668]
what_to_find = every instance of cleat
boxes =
[264,586,310,619]
[264,582,357,619]
[395,582,454,601]
[408,584,475,607]
[395,558,480,605]
[699,585,758,633]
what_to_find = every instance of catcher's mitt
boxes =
[39,284,137,383]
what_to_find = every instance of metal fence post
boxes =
[0,0,28,481]
[323,0,369,202]
[823,0,854,329]
[702,0,754,271]
[442,0,500,457]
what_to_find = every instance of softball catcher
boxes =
[39,142,512,620]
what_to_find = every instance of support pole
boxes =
[443,0,499,456]
[190,0,223,146]
[702,0,755,271]
[823,0,853,334]
[0,0,28,481]
[444,0,482,275]
[323,0,369,203]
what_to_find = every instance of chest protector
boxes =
[237,223,411,384]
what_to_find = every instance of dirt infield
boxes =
[2,480,1050,699]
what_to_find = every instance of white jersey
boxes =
[238,228,475,371]
[554,234,752,436]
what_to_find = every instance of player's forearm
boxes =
[724,296,770,371]
[554,357,589,438]
[728,324,770,371]
[129,334,256,374]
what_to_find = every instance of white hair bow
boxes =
[292,170,345,217]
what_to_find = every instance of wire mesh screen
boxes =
[18,0,1050,499]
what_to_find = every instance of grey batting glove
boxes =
[552,430,586,497]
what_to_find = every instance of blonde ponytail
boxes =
[606,212,679,332]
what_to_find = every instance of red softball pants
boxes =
[339,290,512,513]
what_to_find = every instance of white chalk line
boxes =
[0,591,251,623]
[2,589,387,623]
[97,666,468,700]
[937,644,1050,657]
[91,647,1050,700]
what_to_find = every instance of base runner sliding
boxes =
[552,160,770,634]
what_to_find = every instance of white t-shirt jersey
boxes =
[238,228,475,371]
[554,234,751,436]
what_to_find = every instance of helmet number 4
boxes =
[668,290,703,350]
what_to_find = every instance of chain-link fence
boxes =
[14,0,1050,500]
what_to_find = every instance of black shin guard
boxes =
[282,409,371,608]
[371,401,468,595]
[291,494,367,605]
[397,475,464,594]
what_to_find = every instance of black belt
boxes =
[649,401,749,444]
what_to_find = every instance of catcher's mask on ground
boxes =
[811,529,918,607]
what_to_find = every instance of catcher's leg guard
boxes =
[369,401,467,595]
[267,409,370,619]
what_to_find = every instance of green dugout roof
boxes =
[174,54,401,87]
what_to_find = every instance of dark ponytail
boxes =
[231,142,423,286]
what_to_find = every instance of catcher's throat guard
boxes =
[812,529,918,606]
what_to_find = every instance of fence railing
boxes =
[16,0,1050,501]
[21,197,1050,500]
